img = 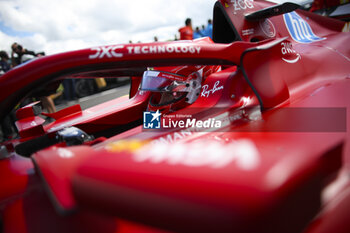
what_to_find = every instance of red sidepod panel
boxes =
[68,132,343,233]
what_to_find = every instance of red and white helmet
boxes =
[141,64,221,113]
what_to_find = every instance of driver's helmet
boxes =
[141,64,221,113]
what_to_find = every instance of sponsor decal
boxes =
[242,28,254,36]
[89,45,201,59]
[89,45,124,59]
[134,139,260,170]
[283,12,326,43]
[281,42,301,63]
[230,0,254,13]
[201,81,224,98]
[259,19,276,38]
[127,45,201,55]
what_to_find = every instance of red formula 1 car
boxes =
[0,0,350,232]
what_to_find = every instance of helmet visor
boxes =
[141,71,189,92]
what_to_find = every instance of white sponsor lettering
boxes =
[89,45,201,59]
[281,42,295,55]
[281,42,301,63]
[126,45,201,55]
[89,46,124,59]
[201,81,224,97]
[242,28,254,36]
[134,140,260,170]
[231,0,254,12]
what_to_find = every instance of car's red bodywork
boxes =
[0,0,349,232]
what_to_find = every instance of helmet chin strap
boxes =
[185,70,203,104]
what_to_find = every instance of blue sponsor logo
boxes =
[143,110,161,129]
[284,12,325,43]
